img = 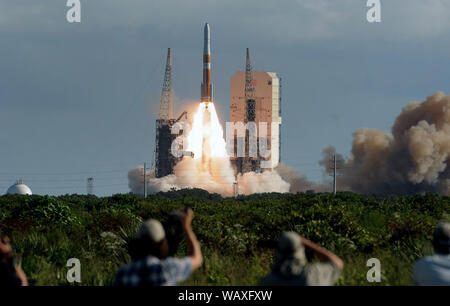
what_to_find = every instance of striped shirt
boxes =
[113,256,192,286]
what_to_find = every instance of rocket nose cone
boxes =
[204,23,210,37]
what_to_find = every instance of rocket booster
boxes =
[201,23,213,103]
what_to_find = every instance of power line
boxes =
[0,169,130,176]
[0,177,126,182]
[19,183,127,190]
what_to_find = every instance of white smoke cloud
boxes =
[128,101,291,197]
[237,170,290,194]
[128,156,291,197]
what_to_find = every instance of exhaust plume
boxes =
[128,102,290,197]
[321,91,449,195]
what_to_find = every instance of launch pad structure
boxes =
[155,23,212,178]
[154,48,187,178]
[231,48,262,174]
[230,50,282,174]
[154,23,282,180]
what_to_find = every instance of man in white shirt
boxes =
[413,223,450,286]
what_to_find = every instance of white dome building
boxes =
[6,180,32,195]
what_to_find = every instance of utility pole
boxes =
[87,177,94,196]
[233,176,238,198]
[329,154,340,195]
[333,155,337,195]
[143,162,147,198]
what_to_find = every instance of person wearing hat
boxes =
[259,232,343,286]
[413,223,450,286]
[113,208,202,286]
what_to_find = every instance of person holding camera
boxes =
[259,232,343,286]
[0,235,28,286]
[113,207,202,286]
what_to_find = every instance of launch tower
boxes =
[230,49,282,174]
[155,48,186,178]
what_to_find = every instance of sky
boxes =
[1,0,450,196]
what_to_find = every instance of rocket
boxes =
[201,22,213,103]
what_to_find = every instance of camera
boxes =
[163,207,189,256]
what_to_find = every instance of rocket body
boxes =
[201,23,213,103]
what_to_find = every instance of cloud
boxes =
[2,0,450,42]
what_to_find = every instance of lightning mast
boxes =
[155,48,175,178]
[155,48,187,178]
[236,48,260,174]
[245,48,256,123]
[159,48,173,120]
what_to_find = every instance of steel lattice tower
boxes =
[155,48,184,178]
[159,48,173,120]
[233,48,260,174]
[245,48,256,122]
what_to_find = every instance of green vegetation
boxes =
[0,190,448,286]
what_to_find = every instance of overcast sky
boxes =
[1,0,450,195]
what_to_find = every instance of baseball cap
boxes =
[137,219,166,243]
[273,232,307,277]
[278,232,305,256]
[433,223,450,253]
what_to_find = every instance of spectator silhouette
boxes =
[259,232,343,286]
[0,235,28,286]
[113,208,202,286]
[413,223,450,286]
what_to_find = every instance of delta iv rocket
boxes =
[201,23,213,103]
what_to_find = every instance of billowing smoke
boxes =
[275,163,328,193]
[128,101,290,197]
[236,170,290,195]
[130,92,448,196]
[128,158,290,197]
[320,91,449,195]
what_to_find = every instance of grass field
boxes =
[0,189,448,286]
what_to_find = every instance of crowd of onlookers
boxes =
[1,208,449,286]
